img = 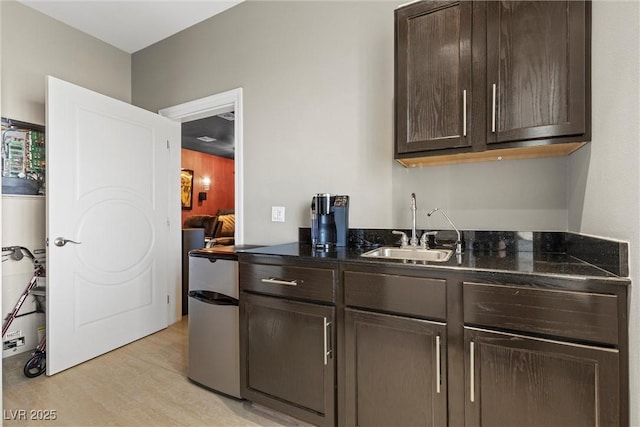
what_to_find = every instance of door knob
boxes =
[54,237,81,247]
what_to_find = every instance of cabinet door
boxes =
[395,1,473,154]
[464,327,619,427]
[345,308,447,427]
[486,1,589,144]
[240,292,335,427]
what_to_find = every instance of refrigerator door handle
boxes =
[188,290,239,306]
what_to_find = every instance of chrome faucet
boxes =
[394,193,435,249]
[410,193,418,247]
[427,208,462,255]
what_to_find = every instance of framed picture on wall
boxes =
[181,169,194,209]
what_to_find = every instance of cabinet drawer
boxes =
[240,262,336,303]
[344,271,446,320]
[463,282,618,345]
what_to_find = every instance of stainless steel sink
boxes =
[361,247,454,263]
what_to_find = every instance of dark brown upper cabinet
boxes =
[395,1,473,155]
[395,1,591,167]
[487,1,590,145]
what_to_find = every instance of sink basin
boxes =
[361,247,454,263]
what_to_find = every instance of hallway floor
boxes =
[2,317,299,426]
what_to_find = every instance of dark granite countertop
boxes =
[239,229,630,283]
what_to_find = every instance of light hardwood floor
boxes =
[2,317,300,427]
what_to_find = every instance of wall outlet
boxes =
[271,206,285,222]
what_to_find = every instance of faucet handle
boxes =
[419,231,438,249]
[392,230,409,248]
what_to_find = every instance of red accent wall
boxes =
[181,149,234,225]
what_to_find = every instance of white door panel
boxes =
[46,76,180,375]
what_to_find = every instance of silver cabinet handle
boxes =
[470,341,475,402]
[491,83,497,133]
[436,335,441,394]
[323,317,332,365]
[54,237,81,247]
[260,278,299,286]
[462,90,467,137]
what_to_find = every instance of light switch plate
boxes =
[271,206,285,222]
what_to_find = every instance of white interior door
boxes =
[46,76,180,375]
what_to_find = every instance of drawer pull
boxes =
[491,83,497,133]
[323,317,332,365]
[462,89,467,137]
[436,335,441,394]
[470,341,475,402]
[260,277,300,286]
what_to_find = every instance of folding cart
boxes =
[2,246,46,377]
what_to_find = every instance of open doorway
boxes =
[159,89,243,322]
[180,113,235,232]
[160,88,243,245]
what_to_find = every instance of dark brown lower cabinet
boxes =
[345,308,447,427]
[464,327,620,427]
[240,292,335,427]
[239,258,627,427]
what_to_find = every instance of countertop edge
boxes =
[239,241,631,284]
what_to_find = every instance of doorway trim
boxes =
[159,88,244,245]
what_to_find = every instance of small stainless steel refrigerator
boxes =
[187,246,242,399]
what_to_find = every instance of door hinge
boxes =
[167,295,170,304]
[166,139,170,150]
[167,217,171,227]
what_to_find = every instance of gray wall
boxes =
[392,156,568,232]
[133,1,639,423]
[1,0,131,125]
[132,0,570,241]
[133,1,398,243]
[568,2,640,425]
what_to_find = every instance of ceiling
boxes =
[17,0,244,54]
[17,1,241,158]
[182,114,235,159]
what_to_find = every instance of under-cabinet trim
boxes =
[397,141,586,167]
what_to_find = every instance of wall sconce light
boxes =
[198,192,207,202]
[202,176,211,191]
